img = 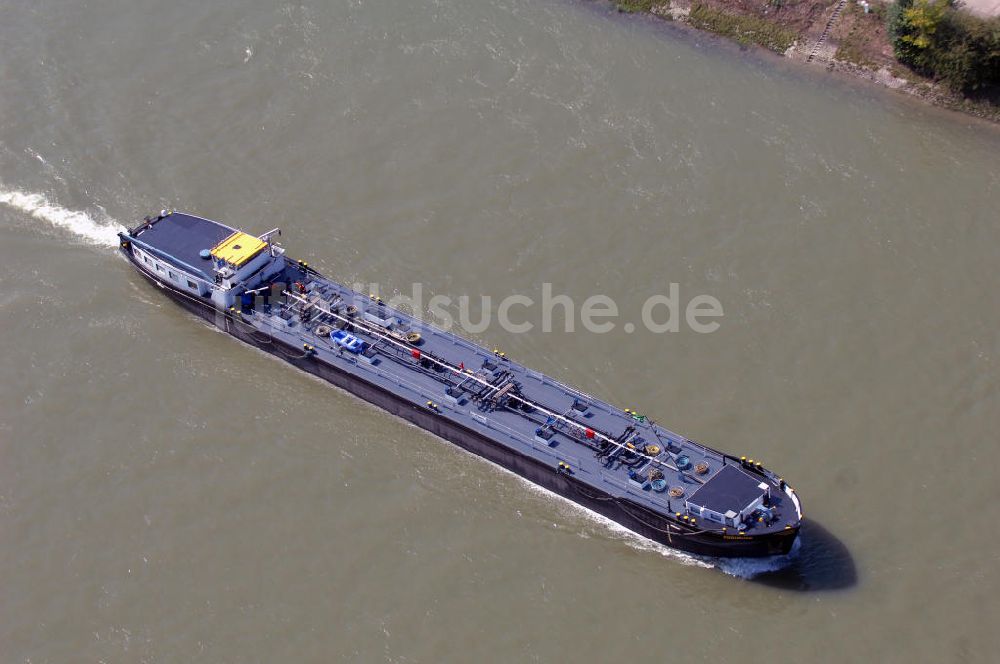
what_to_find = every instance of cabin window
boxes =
[187,280,197,290]
[143,254,150,264]
[155,263,164,273]
[168,270,177,280]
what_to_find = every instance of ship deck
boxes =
[228,263,798,536]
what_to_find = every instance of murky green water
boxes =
[2,0,999,661]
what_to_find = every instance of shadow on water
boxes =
[748,520,857,592]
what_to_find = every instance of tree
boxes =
[901,0,948,50]
[888,0,1000,94]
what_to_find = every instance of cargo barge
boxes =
[119,211,802,557]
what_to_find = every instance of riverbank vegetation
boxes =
[888,0,1000,94]
[615,0,659,12]
[687,2,799,52]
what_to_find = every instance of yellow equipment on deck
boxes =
[210,231,267,267]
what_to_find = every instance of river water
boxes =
[2,0,999,661]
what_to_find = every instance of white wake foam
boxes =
[710,536,802,579]
[0,189,125,247]
[514,476,714,569]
